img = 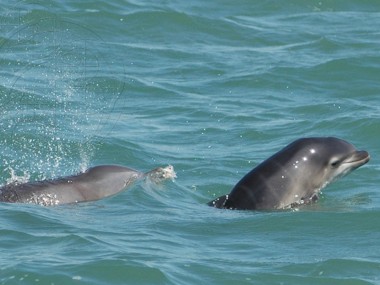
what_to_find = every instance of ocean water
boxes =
[1,0,379,284]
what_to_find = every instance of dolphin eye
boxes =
[330,159,341,168]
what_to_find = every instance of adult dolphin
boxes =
[208,137,370,210]
[0,165,176,206]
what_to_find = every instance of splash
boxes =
[4,166,30,185]
[0,3,125,177]
[145,165,177,184]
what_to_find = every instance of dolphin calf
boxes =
[0,165,176,206]
[208,137,370,210]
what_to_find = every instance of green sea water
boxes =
[0,0,379,284]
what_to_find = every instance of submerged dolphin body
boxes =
[208,137,370,210]
[0,165,176,206]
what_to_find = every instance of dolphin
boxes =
[208,137,370,210]
[0,165,176,206]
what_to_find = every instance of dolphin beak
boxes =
[345,150,370,167]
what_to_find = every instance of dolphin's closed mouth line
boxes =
[345,151,370,164]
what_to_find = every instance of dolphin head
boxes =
[278,137,370,207]
[294,137,369,184]
[312,137,370,183]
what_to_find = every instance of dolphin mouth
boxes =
[344,150,370,166]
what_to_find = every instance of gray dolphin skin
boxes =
[208,137,370,210]
[0,165,176,206]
